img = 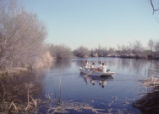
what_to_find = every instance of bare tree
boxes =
[132,41,144,52]
[155,41,159,52]
[49,44,72,60]
[73,46,90,58]
[148,40,154,52]
[149,0,159,14]
[0,0,47,69]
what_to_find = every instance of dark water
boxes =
[1,57,159,113]
[41,58,159,113]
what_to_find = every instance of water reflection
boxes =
[147,60,159,77]
[80,74,113,88]
[51,59,71,70]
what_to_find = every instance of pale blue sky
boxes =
[23,0,159,49]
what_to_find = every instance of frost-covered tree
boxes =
[73,46,90,58]
[0,0,46,68]
[49,44,72,60]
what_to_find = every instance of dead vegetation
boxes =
[134,77,159,113]
[0,72,43,113]
[0,0,53,71]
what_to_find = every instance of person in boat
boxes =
[90,62,95,71]
[83,60,90,70]
[97,61,102,72]
[101,63,107,73]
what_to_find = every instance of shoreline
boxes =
[108,56,159,60]
[73,56,159,61]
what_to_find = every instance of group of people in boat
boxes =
[83,61,108,73]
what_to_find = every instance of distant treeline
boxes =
[48,40,159,60]
[72,40,159,59]
[73,40,159,59]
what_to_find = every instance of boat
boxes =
[80,67,115,77]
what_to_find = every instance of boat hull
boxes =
[80,68,115,77]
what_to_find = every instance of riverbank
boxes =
[0,51,54,77]
[106,55,159,60]
[134,77,159,113]
[74,55,159,61]
[0,71,44,113]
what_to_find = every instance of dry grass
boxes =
[47,101,105,114]
[134,77,159,113]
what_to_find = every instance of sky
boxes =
[23,0,159,49]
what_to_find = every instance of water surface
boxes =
[42,58,159,113]
[1,57,159,113]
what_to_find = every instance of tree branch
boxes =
[150,0,159,14]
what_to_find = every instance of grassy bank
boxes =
[0,72,41,113]
[134,77,159,113]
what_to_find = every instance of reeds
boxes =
[0,72,43,113]
[134,76,159,113]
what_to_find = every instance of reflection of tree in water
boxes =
[0,72,44,113]
[75,60,84,67]
[51,59,71,70]
[147,60,159,77]
[117,59,159,78]
[117,59,131,71]
[120,59,131,68]
[130,59,148,74]
[116,59,149,74]
[103,59,116,67]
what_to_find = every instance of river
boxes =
[1,57,159,113]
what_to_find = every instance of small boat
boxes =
[80,67,115,77]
